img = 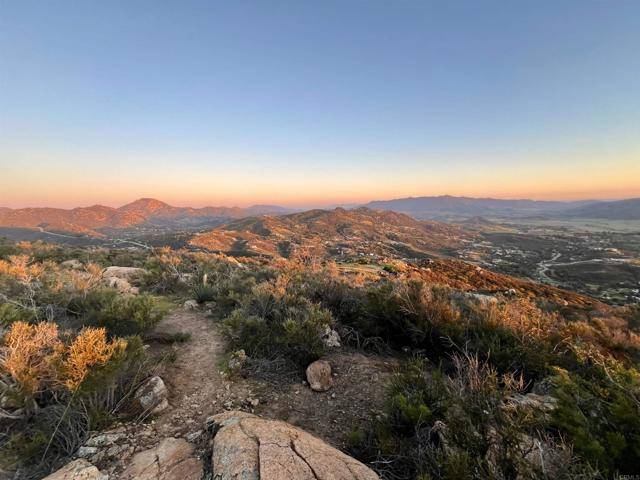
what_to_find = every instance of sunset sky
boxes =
[1,1,639,208]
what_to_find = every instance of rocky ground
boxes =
[45,307,396,479]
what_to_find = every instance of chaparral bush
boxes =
[0,322,147,477]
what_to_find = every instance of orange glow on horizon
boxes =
[2,150,639,209]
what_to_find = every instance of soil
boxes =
[85,307,397,475]
[256,351,398,449]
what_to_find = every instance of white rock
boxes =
[183,299,198,310]
[321,324,342,348]
[102,266,147,280]
[103,276,139,294]
[61,259,83,270]
[76,446,99,459]
[134,376,169,415]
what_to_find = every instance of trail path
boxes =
[82,309,253,477]
[148,309,247,437]
[59,307,396,478]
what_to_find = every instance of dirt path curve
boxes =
[149,309,237,437]
[80,309,258,478]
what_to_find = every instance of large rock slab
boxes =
[43,459,108,480]
[209,411,379,480]
[120,437,202,480]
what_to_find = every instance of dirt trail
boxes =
[149,309,244,437]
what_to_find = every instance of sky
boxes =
[1,0,639,208]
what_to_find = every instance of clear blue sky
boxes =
[1,1,639,208]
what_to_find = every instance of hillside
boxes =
[189,207,474,259]
[412,258,606,310]
[0,199,289,236]
[191,207,609,310]
[365,195,597,220]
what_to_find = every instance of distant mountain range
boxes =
[364,195,640,220]
[558,198,640,220]
[1,195,638,238]
[0,198,290,237]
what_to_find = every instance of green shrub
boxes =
[192,283,216,304]
[0,302,35,325]
[68,289,169,336]
[222,283,332,366]
[351,356,588,480]
[549,356,640,476]
[382,263,400,274]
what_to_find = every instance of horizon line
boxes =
[2,193,640,211]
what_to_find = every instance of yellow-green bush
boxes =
[0,322,146,476]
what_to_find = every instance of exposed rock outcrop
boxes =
[120,437,202,480]
[101,266,146,294]
[42,459,108,480]
[208,411,379,479]
[102,266,147,280]
[463,292,498,307]
[306,360,333,392]
[506,392,557,412]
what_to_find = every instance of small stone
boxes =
[306,360,334,392]
[133,376,169,415]
[320,324,341,348]
[183,299,198,310]
[76,446,99,458]
[227,349,247,374]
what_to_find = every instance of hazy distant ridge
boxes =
[364,195,618,220]
[559,197,640,220]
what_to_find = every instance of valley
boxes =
[457,223,640,305]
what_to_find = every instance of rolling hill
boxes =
[191,207,606,310]
[190,207,475,259]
